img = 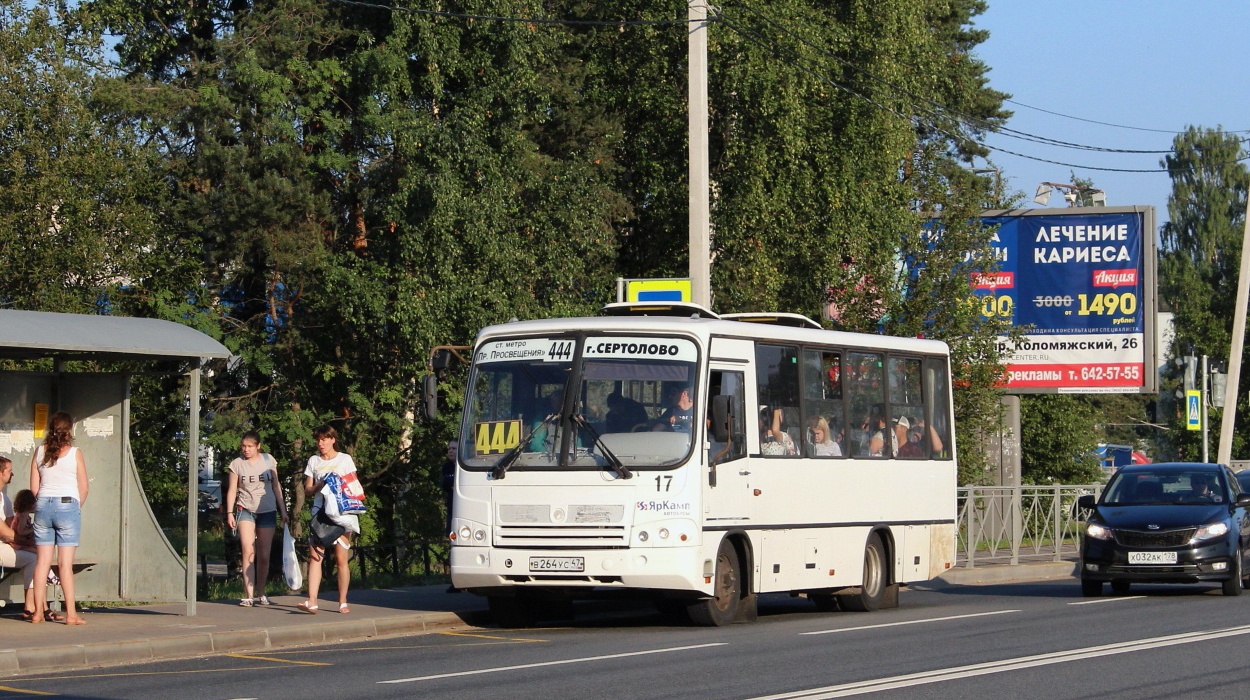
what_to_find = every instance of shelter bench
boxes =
[0,560,98,612]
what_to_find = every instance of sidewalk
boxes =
[0,585,489,677]
[0,561,1075,678]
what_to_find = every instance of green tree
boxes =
[75,0,1018,528]
[1159,126,1250,460]
[0,0,166,313]
[1021,394,1102,483]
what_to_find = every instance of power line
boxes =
[714,12,1250,173]
[1004,98,1250,136]
[322,0,1250,173]
[725,1,1185,156]
[719,2,1250,173]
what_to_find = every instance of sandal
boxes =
[257,596,271,606]
[43,610,64,622]
[339,603,350,614]
[65,615,86,626]
[20,610,36,622]
[239,598,253,607]
[296,601,318,614]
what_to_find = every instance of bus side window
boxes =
[889,356,925,459]
[756,344,800,458]
[846,352,884,458]
[710,370,746,464]
[923,359,952,459]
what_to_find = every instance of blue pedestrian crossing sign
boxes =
[1186,390,1202,431]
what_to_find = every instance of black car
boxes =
[1078,462,1250,596]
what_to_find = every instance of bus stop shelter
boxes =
[0,309,230,616]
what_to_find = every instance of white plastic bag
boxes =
[282,524,302,591]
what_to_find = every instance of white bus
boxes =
[448,302,956,626]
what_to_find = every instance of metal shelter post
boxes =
[185,364,200,616]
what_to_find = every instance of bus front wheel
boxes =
[688,540,741,626]
[838,532,889,612]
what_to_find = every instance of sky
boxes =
[971,2,1250,221]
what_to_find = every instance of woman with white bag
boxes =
[297,424,359,614]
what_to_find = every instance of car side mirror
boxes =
[1236,493,1250,508]
[1074,494,1097,520]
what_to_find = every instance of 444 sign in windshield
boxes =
[975,208,1154,393]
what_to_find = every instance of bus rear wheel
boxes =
[688,540,741,627]
[838,532,888,612]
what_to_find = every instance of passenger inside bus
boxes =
[760,406,796,456]
[527,389,566,452]
[808,416,842,457]
[656,384,695,432]
[605,392,649,433]
[896,417,925,458]
[865,409,894,458]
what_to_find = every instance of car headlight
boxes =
[1085,523,1114,541]
[1193,522,1230,542]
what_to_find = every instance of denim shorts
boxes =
[33,497,81,547]
[235,508,277,528]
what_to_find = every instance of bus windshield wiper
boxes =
[572,414,632,480]
[492,414,555,480]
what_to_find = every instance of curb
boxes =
[0,610,474,677]
[931,561,1078,587]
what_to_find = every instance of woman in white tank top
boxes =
[29,411,89,625]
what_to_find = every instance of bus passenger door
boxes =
[705,367,751,522]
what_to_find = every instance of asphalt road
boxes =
[7,579,1250,699]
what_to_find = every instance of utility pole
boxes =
[1218,194,1250,464]
[688,0,710,308]
[1202,354,1209,463]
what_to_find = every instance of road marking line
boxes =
[0,685,54,696]
[1068,596,1146,605]
[223,653,330,666]
[17,666,283,681]
[378,642,728,684]
[438,630,548,642]
[745,623,1250,699]
[800,609,1021,635]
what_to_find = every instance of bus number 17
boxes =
[655,475,672,492]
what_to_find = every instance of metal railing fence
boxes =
[957,484,1102,567]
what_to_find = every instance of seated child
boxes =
[9,489,36,553]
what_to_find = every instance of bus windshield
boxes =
[460,335,700,472]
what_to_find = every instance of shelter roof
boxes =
[0,310,230,363]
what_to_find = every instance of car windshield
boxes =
[460,335,699,471]
[1102,470,1227,505]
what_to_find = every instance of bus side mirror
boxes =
[711,395,731,442]
[422,373,439,421]
[431,348,453,370]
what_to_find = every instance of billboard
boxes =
[975,206,1157,394]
